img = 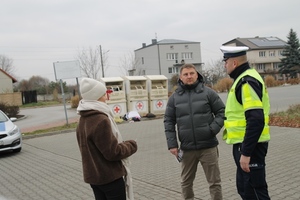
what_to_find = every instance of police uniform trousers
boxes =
[233,142,270,200]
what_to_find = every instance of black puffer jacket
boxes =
[164,73,225,150]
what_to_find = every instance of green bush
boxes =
[6,106,20,118]
[213,77,233,92]
[286,78,300,85]
[0,102,8,112]
[0,102,20,117]
[264,75,276,87]
[71,95,80,108]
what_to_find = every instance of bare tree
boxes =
[15,76,50,94]
[76,46,108,79]
[118,52,141,76]
[202,58,227,86]
[28,76,50,94]
[16,80,30,92]
[0,54,15,75]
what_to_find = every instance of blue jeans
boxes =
[90,177,126,200]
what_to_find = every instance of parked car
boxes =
[0,110,22,153]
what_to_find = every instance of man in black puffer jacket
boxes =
[164,63,225,200]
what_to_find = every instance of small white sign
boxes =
[53,60,81,80]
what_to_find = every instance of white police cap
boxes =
[220,46,249,61]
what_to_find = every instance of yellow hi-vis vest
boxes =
[223,69,270,144]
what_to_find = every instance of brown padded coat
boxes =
[76,110,137,185]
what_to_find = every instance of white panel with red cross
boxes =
[107,101,127,117]
[128,100,149,116]
[150,98,168,114]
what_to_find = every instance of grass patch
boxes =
[269,104,300,128]
[20,101,62,108]
[22,122,78,136]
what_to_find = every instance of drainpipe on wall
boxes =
[157,43,162,75]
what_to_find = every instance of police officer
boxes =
[220,46,271,200]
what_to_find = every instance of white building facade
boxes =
[0,69,17,93]
[134,39,203,80]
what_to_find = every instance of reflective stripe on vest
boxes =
[223,69,270,144]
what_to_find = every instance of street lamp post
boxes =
[99,45,105,78]
[99,45,109,78]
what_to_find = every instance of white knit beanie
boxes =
[80,78,107,100]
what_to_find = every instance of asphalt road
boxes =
[14,104,78,132]
[218,84,300,113]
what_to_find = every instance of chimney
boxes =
[142,43,146,48]
[152,39,157,44]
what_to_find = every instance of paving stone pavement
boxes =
[0,118,299,200]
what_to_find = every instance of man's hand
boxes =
[169,148,178,157]
[240,155,251,172]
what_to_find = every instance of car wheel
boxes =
[13,147,22,153]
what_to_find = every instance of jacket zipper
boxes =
[188,90,197,147]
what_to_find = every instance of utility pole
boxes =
[99,45,104,78]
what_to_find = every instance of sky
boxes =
[1,0,300,84]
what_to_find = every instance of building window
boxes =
[182,52,193,60]
[185,45,189,49]
[278,50,284,56]
[141,70,146,75]
[167,53,178,60]
[259,51,266,57]
[257,63,265,70]
[168,67,179,74]
[269,51,275,57]
[273,63,280,70]
[170,45,174,50]
[142,57,144,65]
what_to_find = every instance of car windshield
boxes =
[0,111,9,122]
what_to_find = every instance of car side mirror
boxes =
[10,117,17,122]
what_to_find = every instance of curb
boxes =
[23,128,77,140]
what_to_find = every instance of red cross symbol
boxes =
[113,105,121,114]
[156,100,163,108]
[136,102,144,110]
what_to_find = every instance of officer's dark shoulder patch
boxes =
[236,75,260,90]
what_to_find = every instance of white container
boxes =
[99,77,126,101]
[99,77,127,116]
[123,76,149,116]
[145,75,168,115]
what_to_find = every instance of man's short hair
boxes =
[180,64,196,74]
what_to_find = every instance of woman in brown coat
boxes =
[76,78,137,200]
